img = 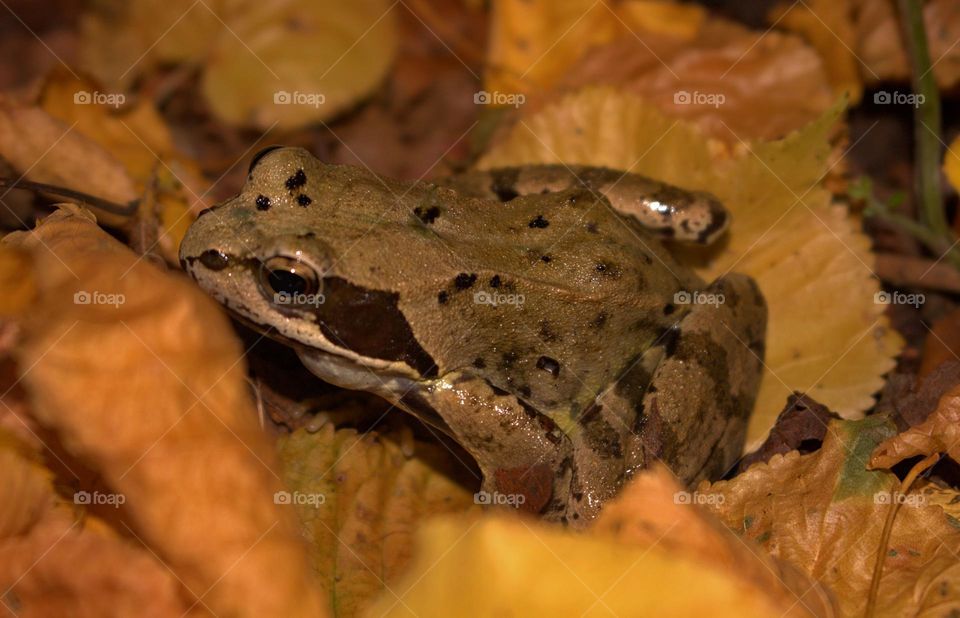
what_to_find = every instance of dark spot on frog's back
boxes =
[316,277,438,378]
[454,273,477,290]
[255,194,271,211]
[285,169,307,191]
[297,194,312,206]
[528,215,549,228]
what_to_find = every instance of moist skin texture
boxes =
[179,147,767,526]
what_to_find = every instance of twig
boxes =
[896,0,947,237]
[0,178,138,217]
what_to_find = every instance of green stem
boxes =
[896,0,947,237]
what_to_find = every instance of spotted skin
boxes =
[179,147,766,526]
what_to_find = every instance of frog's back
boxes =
[302,163,702,420]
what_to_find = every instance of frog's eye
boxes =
[259,255,321,302]
[248,145,284,174]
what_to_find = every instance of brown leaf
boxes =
[1,208,327,617]
[705,417,960,617]
[870,383,960,469]
[738,393,840,472]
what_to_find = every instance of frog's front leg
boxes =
[628,273,767,485]
[417,374,576,519]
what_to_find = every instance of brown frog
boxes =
[179,146,766,525]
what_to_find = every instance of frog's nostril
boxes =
[198,249,231,271]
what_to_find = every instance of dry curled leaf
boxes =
[277,425,477,617]
[1,208,327,617]
[703,417,960,617]
[479,87,901,446]
[870,383,960,469]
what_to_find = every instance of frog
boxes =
[179,146,767,526]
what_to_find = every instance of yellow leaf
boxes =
[2,208,328,618]
[367,514,801,617]
[703,417,960,617]
[277,425,476,617]
[80,0,398,130]
[478,87,902,446]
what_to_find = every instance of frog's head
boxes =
[179,146,432,381]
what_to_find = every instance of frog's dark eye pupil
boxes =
[258,255,321,303]
[267,269,307,295]
[248,145,284,173]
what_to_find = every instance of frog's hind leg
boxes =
[440,166,729,244]
[629,273,767,486]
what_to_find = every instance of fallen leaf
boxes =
[738,393,840,472]
[277,425,477,617]
[592,464,837,616]
[853,0,960,89]
[1,207,327,617]
[870,383,960,468]
[479,87,902,446]
[80,0,398,130]
[704,417,960,617]
[487,0,835,142]
[366,514,808,617]
[769,0,862,103]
